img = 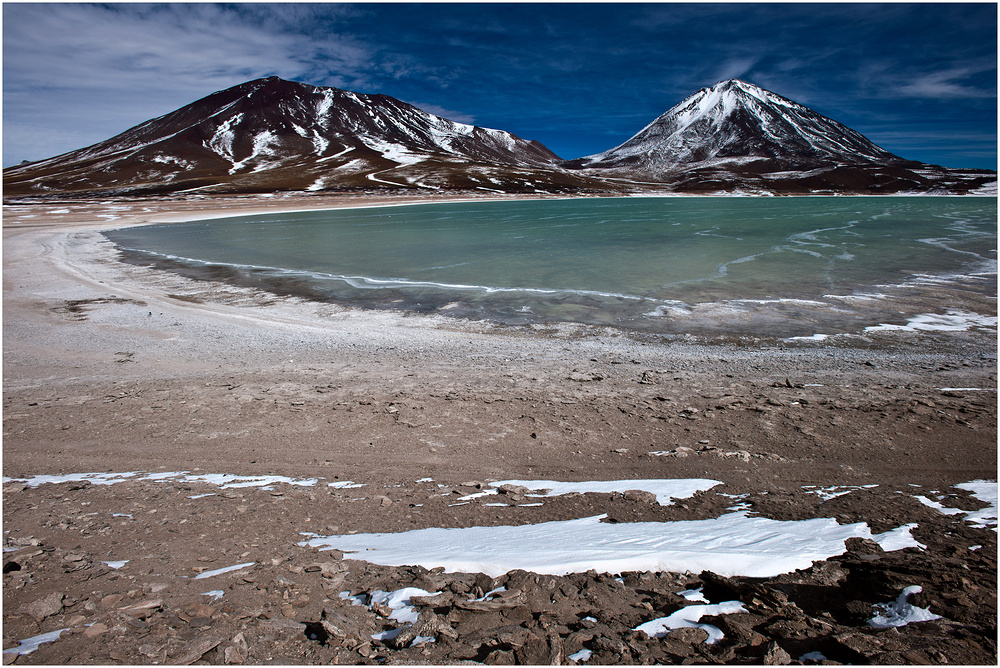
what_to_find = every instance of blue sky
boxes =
[3,2,997,169]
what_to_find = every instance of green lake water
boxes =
[104,197,997,339]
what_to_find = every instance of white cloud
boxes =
[897,67,996,99]
[406,102,476,124]
[711,57,758,84]
[1,4,378,164]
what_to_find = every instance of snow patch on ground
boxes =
[635,600,746,643]
[954,480,998,528]
[369,587,439,625]
[328,480,365,489]
[784,333,833,342]
[803,484,878,501]
[356,587,440,642]
[193,562,255,580]
[299,511,921,578]
[2,471,319,489]
[2,628,71,655]
[914,495,966,515]
[229,130,282,174]
[800,651,828,661]
[678,587,709,603]
[339,591,367,607]
[364,138,426,166]
[868,586,943,628]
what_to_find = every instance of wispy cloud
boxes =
[406,102,476,125]
[710,58,759,84]
[2,3,382,162]
[896,66,997,99]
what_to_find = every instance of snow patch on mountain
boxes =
[365,138,427,166]
[229,130,282,174]
[208,113,242,160]
[316,89,336,119]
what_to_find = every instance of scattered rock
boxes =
[120,598,163,619]
[319,606,376,639]
[622,489,658,505]
[497,483,531,496]
[17,591,64,621]
[83,622,109,638]
[665,626,710,644]
[762,641,793,664]
[171,636,223,665]
[456,589,527,611]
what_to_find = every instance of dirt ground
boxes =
[3,193,996,664]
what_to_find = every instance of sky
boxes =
[3,2,997,169]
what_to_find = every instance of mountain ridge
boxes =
[4,77,995,197]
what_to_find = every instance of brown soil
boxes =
[3,193,996,665]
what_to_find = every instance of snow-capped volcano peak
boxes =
[572,79,901,172]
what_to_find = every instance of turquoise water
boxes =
[105,197,997,338]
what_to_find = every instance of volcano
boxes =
[2,77,605,196]
[562,79,994,194]
[569,79,904,171]
[4,77,994,197]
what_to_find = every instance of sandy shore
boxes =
[3,192,996,664]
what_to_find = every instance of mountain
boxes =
[563,79,995,194]
[4,77,994,197]
[568,79,902,171]
[3,77,607,196]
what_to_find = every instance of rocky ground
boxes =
[2,474,996,665]
[3,194,997,664]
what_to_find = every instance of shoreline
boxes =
[3,192,996,664]
[73,193,1000,344]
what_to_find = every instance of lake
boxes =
[104,196,997,339]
